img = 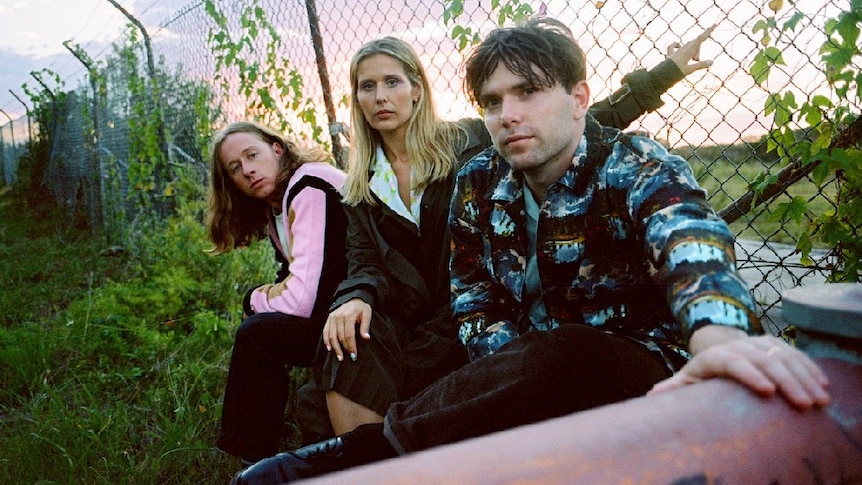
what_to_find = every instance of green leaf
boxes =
[750,55,771,85]
[800,108,823,126]
[796,231,813,266]
[782,11,805,32]
[752,19,770,35]
[750,48,784,85]
[770,196,808,223]
[810,94,833,108]
[443,0,464,24]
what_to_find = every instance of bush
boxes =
[0,192,281,483]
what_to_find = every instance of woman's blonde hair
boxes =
[206,120,332,253]
[342,37,463,206]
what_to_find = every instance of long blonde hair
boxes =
[206,121,332,254]
[342,37,463,206]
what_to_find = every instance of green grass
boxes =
[0,188,295,483]
[673,142,837,246]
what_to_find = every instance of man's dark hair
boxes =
[463,16,587,107]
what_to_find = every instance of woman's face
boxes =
[219,131,283,207]
[355,54,420,138]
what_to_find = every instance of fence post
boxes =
[64,41,104,236]
[304,0,345,168]
[0,109,11,185]
[106,0,173,217]
[30,71,60,191]
[9,91,32,148]
[0,109,14,150]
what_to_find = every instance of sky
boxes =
[0,0,841,146]
[0,0,148,119]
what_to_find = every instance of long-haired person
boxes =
[207,121,347,464]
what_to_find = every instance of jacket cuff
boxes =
[613,58,685,114]
[329,286,375,313]
[242,287,256,317]
[645,58,685,99]
[465,321,519,361]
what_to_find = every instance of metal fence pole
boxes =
[0,109,14,150]
[64,41,104,235]
[107,0,172,216]
[304,0,345,168]
[9,90,32,149]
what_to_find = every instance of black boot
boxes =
[230,423,395,484]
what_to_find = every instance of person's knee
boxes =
[519,325,606,375]
[233,315,266,347]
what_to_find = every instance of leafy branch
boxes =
[204,0,323,143]
[443,0,538,51]
[743,0,862,281]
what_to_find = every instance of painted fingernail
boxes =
[336,354,343,362]
[350,352,357,361]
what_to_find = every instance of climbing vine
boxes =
[113,25,172,218]
[19,69,66,211]
[443,0,537,51]
[204,0,324,144]
[750,0,861,281]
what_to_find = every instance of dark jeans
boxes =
[216,311,324,462]
[383,324,673,453]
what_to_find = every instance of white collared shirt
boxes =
[369,145,424,226]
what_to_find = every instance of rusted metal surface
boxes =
[304,284,862,484]
[304,357,862,484]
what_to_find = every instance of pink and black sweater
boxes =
[249,162,348,319]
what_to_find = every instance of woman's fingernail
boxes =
[336,354,343,362]
[350,352,357,361]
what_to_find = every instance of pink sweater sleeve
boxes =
[249,184,328,318]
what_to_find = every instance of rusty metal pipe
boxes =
[306,284,862,484]
[305,358,861,484]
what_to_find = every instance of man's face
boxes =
[479,63,589,181]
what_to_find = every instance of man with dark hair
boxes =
[232,17,829,484]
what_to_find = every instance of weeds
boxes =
[0,191,281,483]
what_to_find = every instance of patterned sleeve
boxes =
[449,151,521,360]
[620,137,762,341]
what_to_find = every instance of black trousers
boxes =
[383,324,673,453]
[216,311,323,462]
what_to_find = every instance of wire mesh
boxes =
[0,0,856,334]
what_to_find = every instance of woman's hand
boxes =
[649,328,830,410]
[666,24,716,75]
[323,298,373,362]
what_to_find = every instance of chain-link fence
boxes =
[0,0,857,332]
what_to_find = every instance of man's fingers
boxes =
[647,374,687,395]
[761,346,831,409]
[689,23,717,48]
